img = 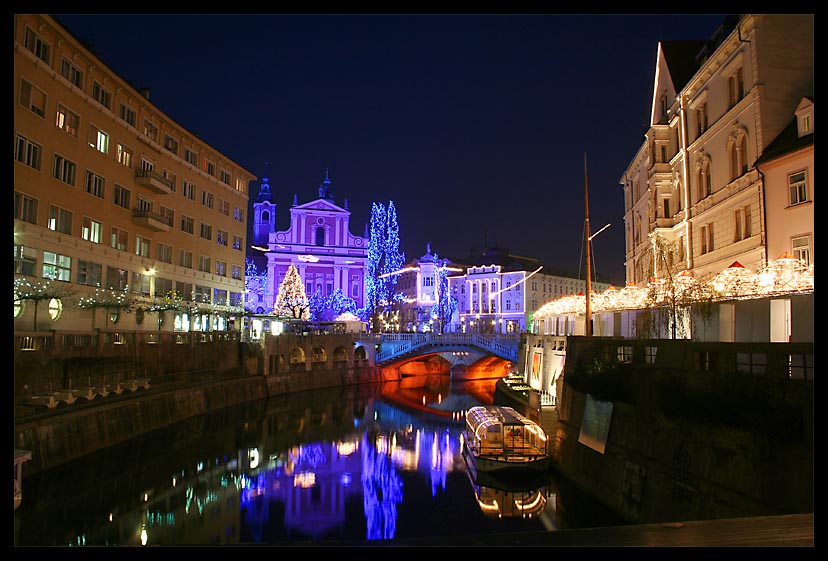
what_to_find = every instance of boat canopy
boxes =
[465,406,548,453]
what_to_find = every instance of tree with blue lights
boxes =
[364,200,406,332]
[309,288,358,322]
[273,264,310,320]
[244,258,268,312]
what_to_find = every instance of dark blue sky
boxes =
[53,13,728,286]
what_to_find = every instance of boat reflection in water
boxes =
[466,469,558,525]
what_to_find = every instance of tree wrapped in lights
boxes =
[147,290,185,331]
[274,264,310,320]
[310,288,358,322]
[365,202,386,328]
[76,285,134,329]
[383,201,405,303]
[244,258,268,312]
[14,277,76,331]
[645,234,716,339]
[364,200,406,331]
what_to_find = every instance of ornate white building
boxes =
[448,247,610,334]
[620,14,814,286]
[247,171,369,314]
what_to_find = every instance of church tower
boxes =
[252,169,276,247]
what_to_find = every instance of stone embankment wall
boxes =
[15,335,386,477]
[551,376,813,524]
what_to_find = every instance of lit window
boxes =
[89,124,109,154]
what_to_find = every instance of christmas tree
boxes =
[273,264,310,319]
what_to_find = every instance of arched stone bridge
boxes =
[355,333,520,381]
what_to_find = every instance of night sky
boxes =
[52,13,728,287]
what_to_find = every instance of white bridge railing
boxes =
[362,333,520,363]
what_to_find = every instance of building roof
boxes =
[754,115,814,166]
[660,41,707,92]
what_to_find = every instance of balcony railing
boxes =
[135,168,174,194]
[131,208,172,232]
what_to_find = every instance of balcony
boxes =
[135,168,174,194]
[132,209,172,232]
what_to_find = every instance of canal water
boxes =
[14,378,624,546]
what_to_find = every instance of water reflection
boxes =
[15,378,622,546]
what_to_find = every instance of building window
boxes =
[235,178,246,193]
[234,207,245,223]
[184,147,198,166]
[81,217,102,243]
[700,224,714,255]
[696,102,708,138]
[77,260,103,286]
[48,298,63,320]
[140,157,155,172]
[315,227,325,246]
[91,80,112,109]
[218,199,230,216]
[178,250,193,269]
[734,209,743,242]
[135,235,150,257]
[197,255,211,273]
[106,266,129,290]
[110,227,128,251]
[137,196,152,212]
[163,134,179,155]
[217,229,228,246]
[181,215,194,235]
[231,265,242,280]
[43,251,72,281]
[52,153,76,184]
[696,158,711,201]
[743,204,751,239]
[729,132,748,180]
[143,119,159,142]
[203,159,215,176]
[220,169,231,185]
[194,285,210,304]
[200,223,212,241]
[60,58,84,88]
[14,192,38,224]
[19,79,46,117]
[115,143,132,168]
[233,235,243,250]
[88,124,109,154]
[182,181,196,200]
[15,134,42,170]
[663,198,670,218]
[800,114,811,135]
[216,260,227,277]
[24,27,51,64]
[47,205,72,234]
[161,169,177,192]
[113,184,131,209]
[157,243,173,264]
[119,104,136,127]
[792,236,811,265]
[85,170,105,198]
[788,171,808,206]
[728,67,744,108]
[14,244,37,276]
[159,205,174,227]
[201,190,214,209]
[55,103,80,136]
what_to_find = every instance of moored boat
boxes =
[462,405,551,477]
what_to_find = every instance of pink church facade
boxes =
[249,171,369,314]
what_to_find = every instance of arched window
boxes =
[315,226,325,246]
[262,210,269,222]
[695,154,712,201]
[728,129,749,181]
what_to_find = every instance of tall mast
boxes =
[584,153,592,337]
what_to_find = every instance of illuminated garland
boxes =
[534,254,814,318]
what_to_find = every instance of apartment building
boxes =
[14,14,256,333]
[620,14,814,286]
